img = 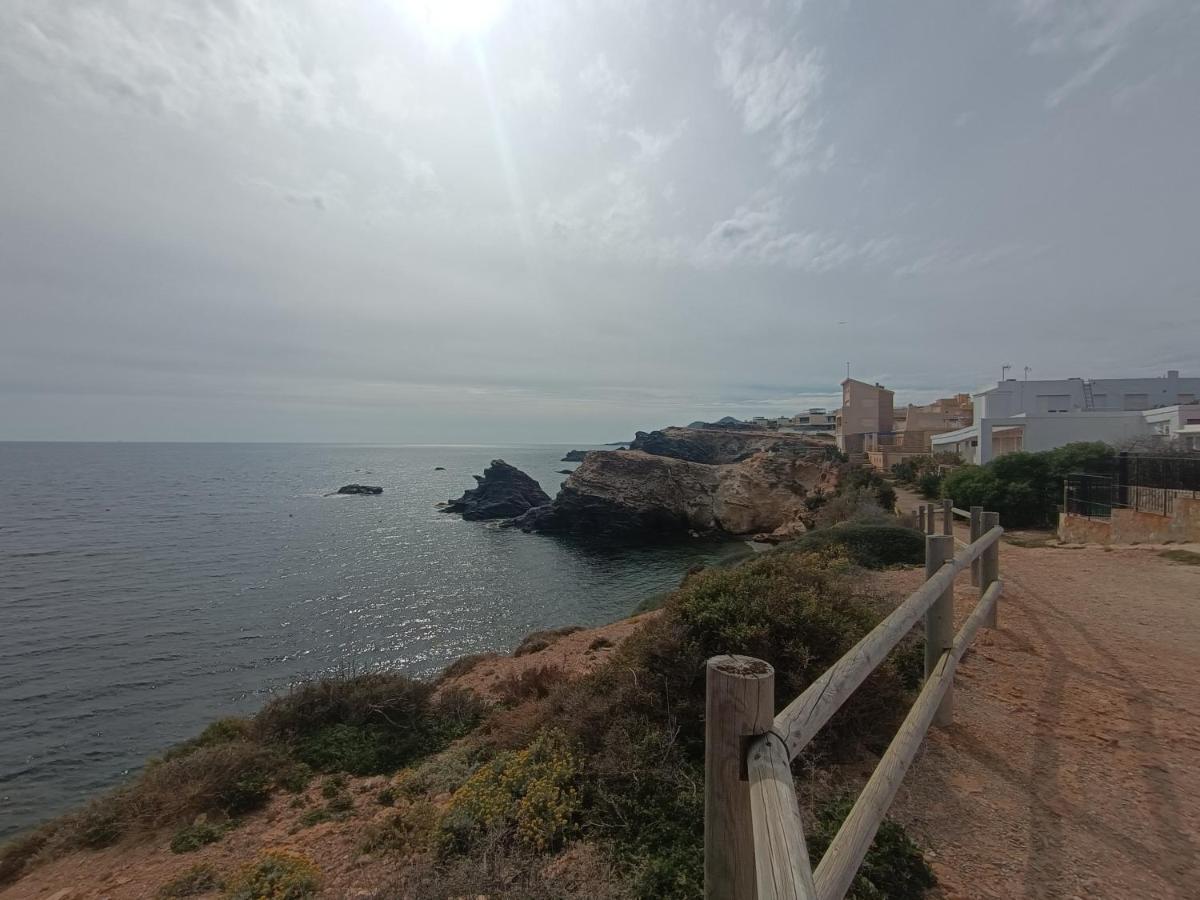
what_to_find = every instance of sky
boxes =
[1,0,1198,444]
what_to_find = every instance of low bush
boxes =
[495,666,567,704]
[941,442,1113,527]
[439,652,500,681]
[791,524,924,569]
[513,626,585,657]
[838,466,897,512]
[257,675,484,775]
[224,850,321,900]
[169,819,228,853]
[807,797,935,899]
[813,486,891,529]
[360,800,440,854]
[441,729,580,854]
[394,742,481,800]
[157,862,222,898]
[915,471,942,500]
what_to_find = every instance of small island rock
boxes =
[337,484,383,495]
[443,460,550,521]
[561,450,590,462]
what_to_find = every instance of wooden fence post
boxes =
[925,504,935,536]
[924,534,955,726]
[705,655,775,900]
[981,511,1000,628]
[942,498,953,536]
[917,505,925,532]
[969,506,983,586]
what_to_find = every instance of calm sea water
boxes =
[0,442,743,839]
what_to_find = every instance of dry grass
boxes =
[1160,548,1200,565]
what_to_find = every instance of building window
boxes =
[1038,394,1071,413]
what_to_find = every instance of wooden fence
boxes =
[704,502,1002,899]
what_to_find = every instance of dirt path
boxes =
[882,538,1200,899]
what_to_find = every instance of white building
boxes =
[932,370,1200,463]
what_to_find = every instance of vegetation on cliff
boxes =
[2,542,933,899]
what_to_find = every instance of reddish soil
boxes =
[435,612,659,702]
[881,535,1200,899]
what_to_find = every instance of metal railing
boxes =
[703,504,1002,899]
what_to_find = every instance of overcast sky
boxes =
[1,0,1197,443]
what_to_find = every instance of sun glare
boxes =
[401,0,509,41]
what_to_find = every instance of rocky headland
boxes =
[509,427,837,542]
[442,459,551,521]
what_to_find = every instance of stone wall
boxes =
[1058,497,1200,544]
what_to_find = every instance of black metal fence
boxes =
[1066,453,1200,518]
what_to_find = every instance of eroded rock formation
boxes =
[443,460,550,521]
[509,431,838,541]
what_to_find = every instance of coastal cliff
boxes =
[511,428,837,541]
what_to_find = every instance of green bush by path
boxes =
[940,442,1113,527]
[791,524,925,568]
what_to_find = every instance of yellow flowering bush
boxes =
[223,850,320,900]
[441,729,579,853]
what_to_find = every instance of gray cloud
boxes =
[1,0,1197,442]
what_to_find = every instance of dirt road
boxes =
[882,539,1200,899]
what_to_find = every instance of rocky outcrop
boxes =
[444,460,550,521]
[336,484,382,495]
[628,426,822,465]
[509,448,837,541]
[561,450,590,462]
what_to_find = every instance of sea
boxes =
[0,442,746,839]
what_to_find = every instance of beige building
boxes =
[837,381,973,469]
[835,379,894,454]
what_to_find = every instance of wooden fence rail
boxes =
[705,502,1003,899]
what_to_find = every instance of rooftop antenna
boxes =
[1024,366,1031,381]
[1001,363,1012,380]
[846,361,851,380]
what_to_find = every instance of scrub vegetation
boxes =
[2,545,935,899]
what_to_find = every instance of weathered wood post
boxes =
[917,504,926,532]
[942,498,953,536]
[924,534,955,726]
[981,511,1000,627]
[924,503,936,536]
[969,505,983,586]
[705,655,775,900]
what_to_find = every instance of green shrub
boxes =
[161,718,254,762]
[941,442,1113,527]
[157,862,222,898]
[377,786,397,806]
[360,800,441,854]
[223,850,321,900]
[916,471,941,500]
[807,797,935,899]
[791,524,924,568]
[0,823,58,886]
[170,820,228,853]
[258,675,484,776]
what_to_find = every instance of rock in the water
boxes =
[561,449,589,462]
[556,469,574,475]
[444,460,550,521]
[434,466,446,471]
[337,484,383,495]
